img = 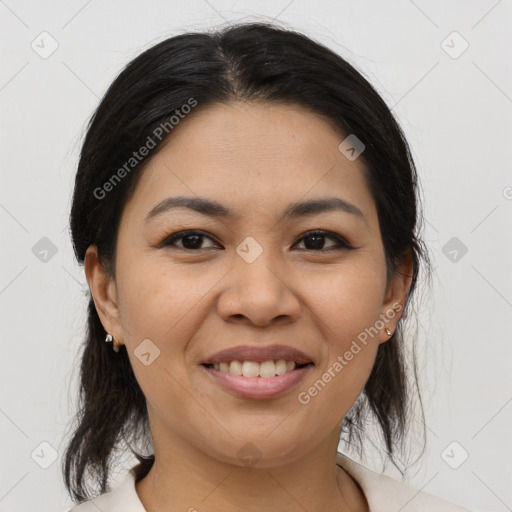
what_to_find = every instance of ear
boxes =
[379,249,413,344]
[84,245,123,344]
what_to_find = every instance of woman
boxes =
[63,22,473,511]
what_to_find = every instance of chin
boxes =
[196,429,317,469]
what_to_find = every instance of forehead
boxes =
[123,101,378,229]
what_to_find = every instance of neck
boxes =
[135,431,367,512]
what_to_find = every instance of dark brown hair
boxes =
[63,21,432,504]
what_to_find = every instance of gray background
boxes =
[0,1,511,511]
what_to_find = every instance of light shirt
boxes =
[68,452,473,511]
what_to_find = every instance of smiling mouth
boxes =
[202,360,314,378]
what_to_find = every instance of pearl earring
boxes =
[105,333,121,352]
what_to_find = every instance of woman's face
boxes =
[87,101,411,467]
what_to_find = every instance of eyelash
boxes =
[159,229,354,252]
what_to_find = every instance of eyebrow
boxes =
[145,195,367,225]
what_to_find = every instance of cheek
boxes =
[300,259,386,402]
[115,260,209,423]
[296,278,383,430]
[306,256,387,343]
[116,255,211,343]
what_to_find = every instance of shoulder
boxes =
[67,493,109,512]
[66,469,145,512]
[336,452,474,512]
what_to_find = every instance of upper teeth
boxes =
[213,360,297,377]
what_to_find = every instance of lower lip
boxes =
[202,365,313,400]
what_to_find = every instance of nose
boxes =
[216,252,301,327]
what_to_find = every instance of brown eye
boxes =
[294,231,353,251]
[160,230,219,250]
